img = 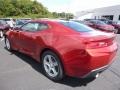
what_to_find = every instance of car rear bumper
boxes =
[82,65,108,78]
[63,43,118,78]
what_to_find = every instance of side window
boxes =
[37,23,49,31]
[21,22,49,32]
[21,23,39,32]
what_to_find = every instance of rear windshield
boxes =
[90,20,107,25]
[59,21,94,32]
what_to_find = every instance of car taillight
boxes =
[86,41,112,48]
[83,34,115,49]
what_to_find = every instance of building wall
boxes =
[75,5,120,21]
[92,5,120,21]
[92,12,120,21]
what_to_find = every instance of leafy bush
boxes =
[0,0,74,19]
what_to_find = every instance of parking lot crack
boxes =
[109,68,120,79]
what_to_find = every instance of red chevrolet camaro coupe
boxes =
[5,20,118,81]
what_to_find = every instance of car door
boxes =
[17,22,38,56]
[9,27,22,49]
[18,22,49,57]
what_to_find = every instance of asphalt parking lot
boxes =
[0,35,120,90]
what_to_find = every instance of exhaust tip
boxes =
[95,73,99,78]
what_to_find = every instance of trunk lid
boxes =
[80,31,116,48]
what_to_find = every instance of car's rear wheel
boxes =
[5,37,12,51]
[0,30,3,38]
[42,51,64,81]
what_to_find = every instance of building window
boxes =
[119,15,120,20]
[102,15,114,20]
[94,16,96,19]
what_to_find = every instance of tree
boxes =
[0,0,74,18]
[52,12,74,19]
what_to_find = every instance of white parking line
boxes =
[0,37,4,42]
[0,31,3,38]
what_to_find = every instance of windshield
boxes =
[59,21,94,32]
[117,21,120,24]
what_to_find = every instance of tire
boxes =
[5,37,12,51]
[0,30,3,38]
[41,50,64,81]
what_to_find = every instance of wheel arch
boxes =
[40,47,65,74]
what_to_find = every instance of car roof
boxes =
[30,19,68,23]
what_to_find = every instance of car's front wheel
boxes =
[5,37,12,51]
[42,51,64,81]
